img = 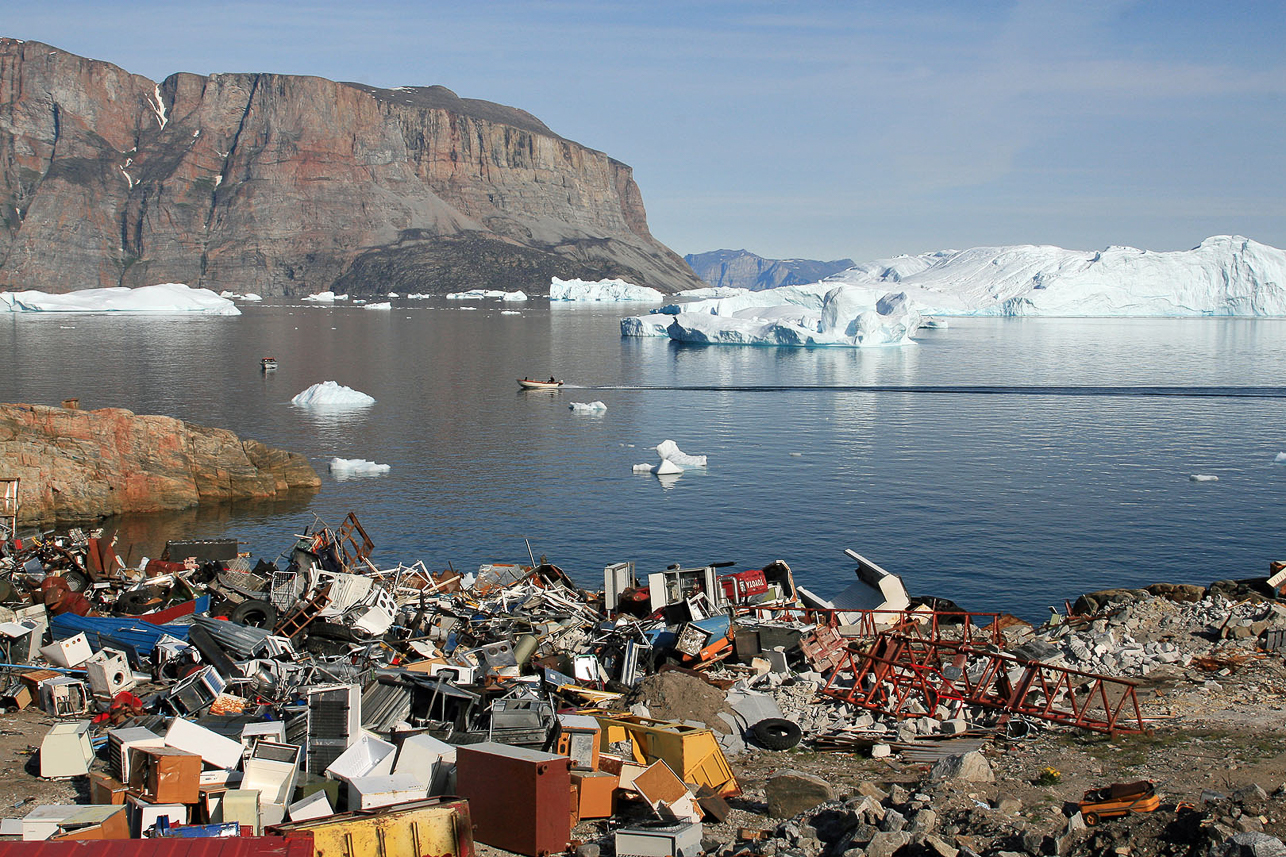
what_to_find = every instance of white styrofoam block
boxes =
[325,734,396,782]
[346,773,427,811]
[165,717,245,770]
[287,791,333,822]
[39,633,92,668]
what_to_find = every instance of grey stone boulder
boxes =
[767,770,835,818]
[929,751,995,783]
[1221,832,1286,857]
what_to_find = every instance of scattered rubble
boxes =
[0,487,1285,857]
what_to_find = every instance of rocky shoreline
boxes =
[0,402,319,524]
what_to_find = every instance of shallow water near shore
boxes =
[5,300,1286,621]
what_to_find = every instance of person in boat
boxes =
[548,376,557,384]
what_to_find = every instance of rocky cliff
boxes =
[0,39,704,296]
[685,249,855,291]
[0,403,319,525]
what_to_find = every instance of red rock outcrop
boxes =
[0,402,319,525]
[0,39,704,296]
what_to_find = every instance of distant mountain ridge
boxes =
[684,249,855,291]
[0,39,705,296]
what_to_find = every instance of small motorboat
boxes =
[261,357,278,371]
[518,378,563,390]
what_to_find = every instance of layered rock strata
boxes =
[0,39,703,296]
[0,402,319,524]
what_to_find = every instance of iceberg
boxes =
[656,439,707,468]
[619,314,674,337]
[291,381,376,407]
[1275,452,1286,464]
[302,292,337,302]
[242,293,263,302]
[329,457,391,479]
[550,276,664,302]
[446,289,527,300]
[652,285,921,348]
[364,302,392,310]
[818,235,1286,317]
[0,283,240,315]
[1189,474,1219,482]
[569,401,608,412]
[633,459,684,476]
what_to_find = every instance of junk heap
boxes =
[0,511,1284,857]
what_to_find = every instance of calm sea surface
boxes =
[4,301,1285,621]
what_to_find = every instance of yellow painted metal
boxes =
[275,798,474,857]
[590,714,740,797]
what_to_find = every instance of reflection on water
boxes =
[4,304,1286,621]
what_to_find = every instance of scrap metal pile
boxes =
[0,511,1155,855]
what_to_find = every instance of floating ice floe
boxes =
[1189,474,1219,482]
[1275,452,1286,464]
[633,459,684,476]
[364,302,392,310]
[291,381,376,407]
[656,439,707,468]
[446,289,527,300]
[302,291,348,302]
[500,311,521,316]
[387,292,399,298]
[0,283,241,315]
[624,287,920,348]
[569,401,608,412]
[329,458,391,479]
[550,277,664,302]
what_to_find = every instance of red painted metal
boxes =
[731,605,1009,648]
[0,835,312,857]
[822,631,1146,735]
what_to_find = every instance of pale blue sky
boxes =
[5,1,1284,262]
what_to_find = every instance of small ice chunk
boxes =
[302,291,337,302]
[1189,474,1219,482]
[364,302,392,310]
[570,401,607,412]
[242,293,263,301]
[1275,452,1286,463]
[633,459,684,476]
[500,310,521,315]
[656,439,707,468]
[291,381,376,407]
[329,458,390,478]
[387,292,400,298]
[502,291,528,302]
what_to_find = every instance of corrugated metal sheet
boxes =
[0,834,312,857]
[50,614,191,657]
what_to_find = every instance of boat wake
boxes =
[577,385,1286,399]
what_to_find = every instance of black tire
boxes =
[62,571,91,593]
[1083,811,1099,826]
[752,718,803,751]
[230,598,278,629]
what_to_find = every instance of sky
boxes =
[4,0,1285,264]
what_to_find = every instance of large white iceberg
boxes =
[329,458,391,479]
[550,277,664,302]
[629,285,921,347]
[819,235,1286,317]
[0,283,240,315]
[569,401,608,412]
[291,381,376,407]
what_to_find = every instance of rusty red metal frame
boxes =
[822,631,1146,735]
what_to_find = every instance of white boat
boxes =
[518,378,562,390]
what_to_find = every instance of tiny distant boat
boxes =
[518,378,563,390]
[261,357,278,371]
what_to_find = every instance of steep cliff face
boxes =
[0,39,703,296]
[0,402,320,525]
[685,249,856,292]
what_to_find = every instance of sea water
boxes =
[4,301,1285,621]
